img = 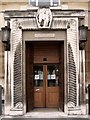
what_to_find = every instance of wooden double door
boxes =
[34,64,59,108]
[26,42,64,111]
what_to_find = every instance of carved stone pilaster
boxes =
[9,19,23,115]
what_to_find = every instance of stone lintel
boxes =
[3,9,85,20]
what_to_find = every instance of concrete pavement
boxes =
[1,117,90,120]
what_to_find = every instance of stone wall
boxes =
[0,0,89,114]
[0,0,89,2]
[0,0,89,11]
[85,30,90,84]
[0,32,4,99]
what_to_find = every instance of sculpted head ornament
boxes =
[36,8,52,28]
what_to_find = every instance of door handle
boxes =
[36,89,40,91]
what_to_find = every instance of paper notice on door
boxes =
[51,74,56,79]
[48,75,51,80]
[35,75,39,80]
[39,74,43,80]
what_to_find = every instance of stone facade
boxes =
[0,0,90,116]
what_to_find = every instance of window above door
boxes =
[29,0,59,7]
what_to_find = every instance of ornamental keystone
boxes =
[36,8,52,28]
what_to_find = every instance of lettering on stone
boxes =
[35,33,55,38]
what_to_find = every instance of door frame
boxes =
[25,43,34,112]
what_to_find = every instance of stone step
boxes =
[1,117,90,120]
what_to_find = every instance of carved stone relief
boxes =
[36,8,52,28]
[10,17,79,114]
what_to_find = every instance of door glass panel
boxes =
[47,64,59,87]
[34,65,43,87]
